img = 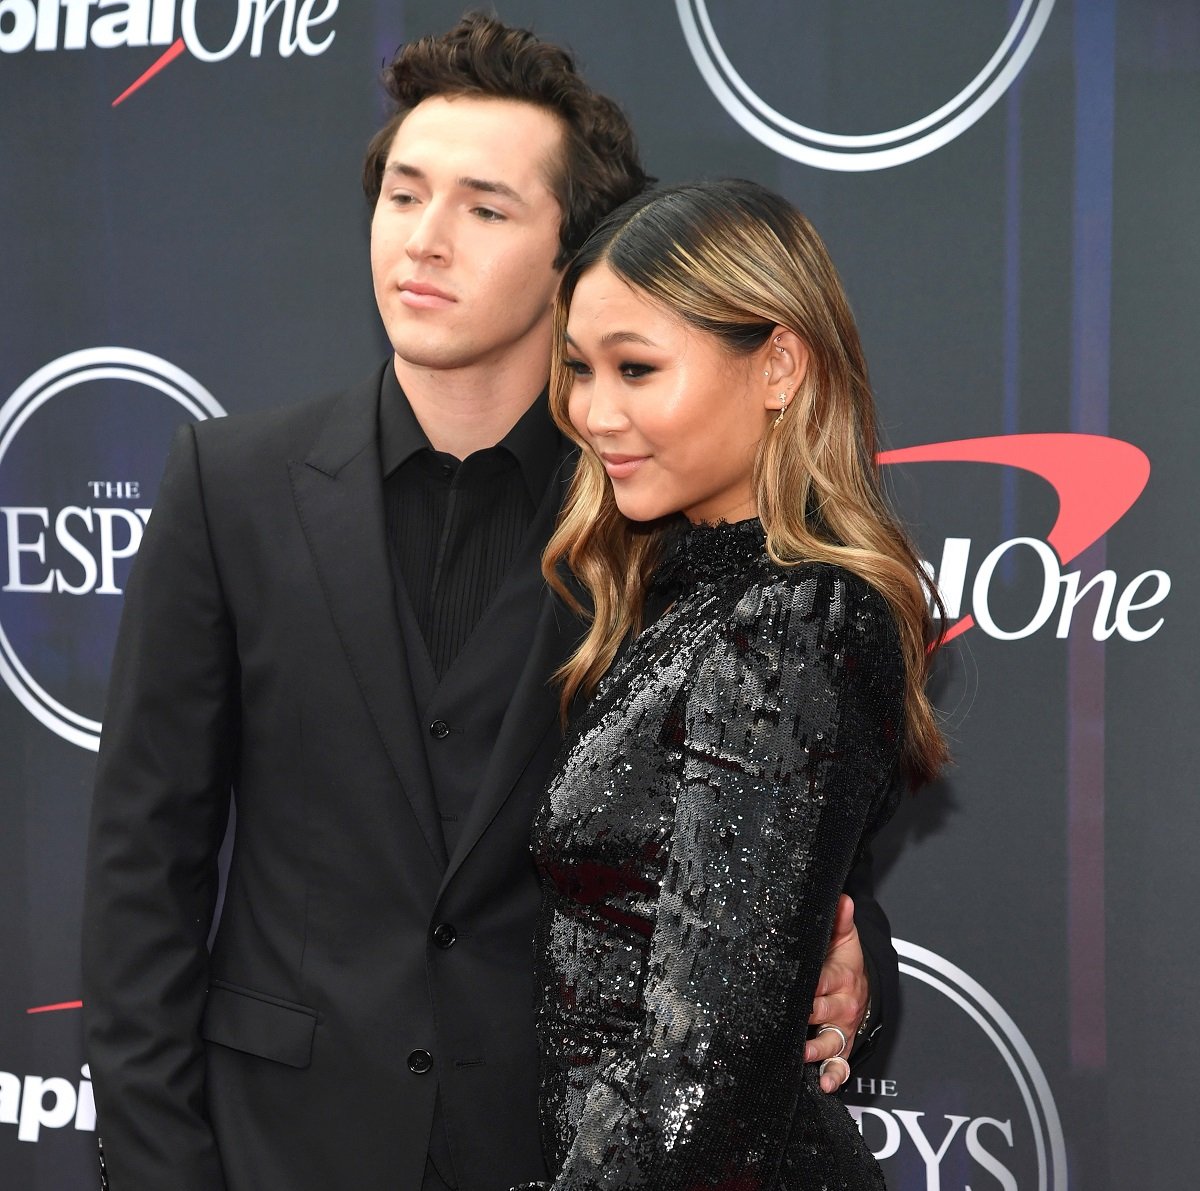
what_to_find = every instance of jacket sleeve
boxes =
[539,568,906,1190]
[845,841,900,1060]
[81,423,238,1191]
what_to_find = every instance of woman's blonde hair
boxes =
[544,179,947,786]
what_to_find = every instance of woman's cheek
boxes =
[567,390,590,440]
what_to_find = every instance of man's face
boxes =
[371,95,565,379]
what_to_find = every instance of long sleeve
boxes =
[82,423,238,1190]
[538,568,903,1190]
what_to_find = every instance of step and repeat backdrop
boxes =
[2,1,1196,1187]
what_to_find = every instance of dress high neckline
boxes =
[650,517,768,597]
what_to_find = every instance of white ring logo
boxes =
[676,0,1057,170]
[894,939,1067,1189]
[0,348,224,752]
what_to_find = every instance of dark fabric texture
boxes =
[381,364,557,677]
[523,519,905,1190]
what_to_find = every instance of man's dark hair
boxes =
[362,12,650,268]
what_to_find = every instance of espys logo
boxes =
[0,0,338,107]
[847,940,1067,1190]
[677,0,1056,170]
[0,348,224,751]
[882,434,1169,644]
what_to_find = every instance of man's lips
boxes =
[398,281,456,308]
[599,452,649,479]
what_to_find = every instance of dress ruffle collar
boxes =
[650,517,768,596]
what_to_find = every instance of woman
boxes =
[520,180,947,1190]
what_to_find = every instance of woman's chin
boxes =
[613,497,674,524]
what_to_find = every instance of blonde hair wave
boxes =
[544,180,948,787]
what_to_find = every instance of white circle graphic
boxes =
[0,348,224,751]
[895,939,1068,1190]
[677,0,1057,170]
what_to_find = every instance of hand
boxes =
[805,894,869,1093]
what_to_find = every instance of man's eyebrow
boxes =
[382,162,526,205]
[458,175,526,205]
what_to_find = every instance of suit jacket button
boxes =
[429,719,450,739]
[407,1049,433,1074]
[432,923,457,949]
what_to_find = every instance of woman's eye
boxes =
[620,363,655,379]
[473,207,506,222]
[564,358,592,377]
[389,192,417,207]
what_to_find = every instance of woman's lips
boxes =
[600,453,649,480]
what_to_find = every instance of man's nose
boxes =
[405,202,452,263]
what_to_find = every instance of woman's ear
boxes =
[761,327,809,412]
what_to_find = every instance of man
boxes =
[82,15,897,1191]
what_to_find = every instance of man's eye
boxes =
[473,207,506,222]
[564,358,592,377]
[389,192,417,206]
[620,363,654,379]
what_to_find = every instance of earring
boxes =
[774,391,789,426]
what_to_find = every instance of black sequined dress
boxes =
[521,518,905,1190]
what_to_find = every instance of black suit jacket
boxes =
[82,365,898,1191]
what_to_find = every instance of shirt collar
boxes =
[378,362,559,502]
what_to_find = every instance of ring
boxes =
[819,1055,851,1088]
[816,1023,849,1057]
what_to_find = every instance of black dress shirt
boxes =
[379,364,559,679]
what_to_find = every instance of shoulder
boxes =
[686,562,906,777]
[733,560,900,653]
[149,366,383,536]
[191,382,369,466]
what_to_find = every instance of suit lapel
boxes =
[289,368,448,871]
[439,441,582,891]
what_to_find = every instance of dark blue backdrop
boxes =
[2,2,1196,1186]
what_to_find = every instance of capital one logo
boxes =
[0,0,339,106]
[0,1062,94,1144]
[677,0,1056,170]
[847,941,1067,1189]
[881,434,1169,644]
[0,348,224,751]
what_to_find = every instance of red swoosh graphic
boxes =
[879,434,1151,643]
[27,1000,83,1014]
[112,38,187,108]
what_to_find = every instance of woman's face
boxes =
[564,264,777,525]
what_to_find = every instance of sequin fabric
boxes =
[515,518,904,1191]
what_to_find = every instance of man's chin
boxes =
[388,339,475,374]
